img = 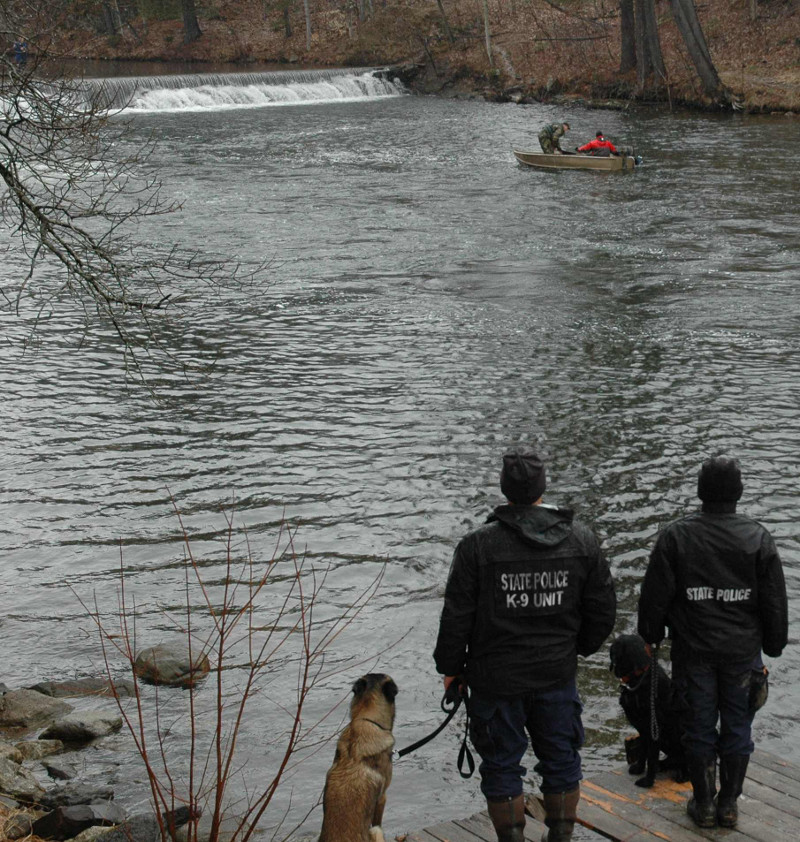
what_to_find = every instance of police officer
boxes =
[638,456,788,828]
[538,122,570,154]
[434,451,616,842]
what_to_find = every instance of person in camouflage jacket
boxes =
[538,122,570,153]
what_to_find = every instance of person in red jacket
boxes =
[577,132,618,156]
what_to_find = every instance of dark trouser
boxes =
[538,132,556,154]
[468,681,584,798]
[673,653,762,759]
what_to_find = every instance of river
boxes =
[1,67,799,839]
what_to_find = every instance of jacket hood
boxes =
[488,503,574,547]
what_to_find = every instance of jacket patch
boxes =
[686,587,752,602]
[495,563,572,616]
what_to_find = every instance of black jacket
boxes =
[433,504,616,696]
[637,509,788,662]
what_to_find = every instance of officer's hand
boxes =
[443,675,458,692]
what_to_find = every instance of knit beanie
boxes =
[500,451,547,504]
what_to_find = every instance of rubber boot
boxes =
[717,754,750,828]
[686,755,717,828]
[540,787,580,842]
[486,794,525,842]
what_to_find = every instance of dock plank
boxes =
[750,749,800,783]
[743,774,800,819]
[408,750,800,842]
[581,776,744,842]
[422,818,489,842]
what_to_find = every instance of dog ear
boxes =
[382,679,398,702]
[352,677,368,696]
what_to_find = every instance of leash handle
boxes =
[395,677,475,778]
[457,693,475,778]
[649,642,660,742]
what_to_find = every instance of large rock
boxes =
[133,643,210,688]
[44,759,78,780]
[173,811,237,842]
[32,803,127,840]
[0,739,24,764]
[39,784,115,809]
[29,679,136,699]
[39,712,122,743]
[0,755,46,801]
[15,739,64,761]
[0,690,73,729]
[89,807,195,842]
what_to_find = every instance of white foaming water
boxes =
[88,69,407,113]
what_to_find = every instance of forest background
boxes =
[22,0,800,112]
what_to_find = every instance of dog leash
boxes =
[394,680,475,778]
[649,643,660,742]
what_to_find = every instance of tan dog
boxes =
[318,673,398,842]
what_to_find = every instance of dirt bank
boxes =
[59,0,800,113]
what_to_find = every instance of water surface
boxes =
[2,74,799,838]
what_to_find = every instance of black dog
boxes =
[609,634,688,788]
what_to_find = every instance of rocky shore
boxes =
[0,643,213,842]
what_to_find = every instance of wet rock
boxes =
[39,711,123,743]
[173,811,237,842]
[0,755,46,801]
[39,784,115,809]
[29,679,136,699]
[0,739,24,764]
[15,739,64,760]
[73,827,117,842]
[133,643,210,688]
[94,806,195,842]
[4,811,37,840]
[32,803,127,840]
[0,689,73,729]
[44,759,79,780]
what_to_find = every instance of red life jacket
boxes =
[578,137,618,154]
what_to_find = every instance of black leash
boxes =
[395,680,475,778]
[649,643,660,742]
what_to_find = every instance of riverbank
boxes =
[56,0,800,113]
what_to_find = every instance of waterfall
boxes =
[82,67,407,113]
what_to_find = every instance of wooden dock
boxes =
[403,749,800,841]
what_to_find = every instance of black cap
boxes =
[596,131,604,137]
[697,456,743,503]
[500,450,546,504]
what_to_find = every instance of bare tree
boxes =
[303,0,312,50]
[181,0,203,44]
[481,0,493,67]
[619,0,636,74]
[78,502,388,842]
[0,3,257,381]
[669,0,728,99]
[634,0,665,89]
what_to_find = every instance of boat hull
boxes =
[513,149,636,171]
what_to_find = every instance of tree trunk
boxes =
[643,0,666,78]
[181,0,202,44]
[481,0,493,67]
[634,0,664,89]
[750,0,757,20]
[620,0,636,73]
[358,0,365,22]
[303,0,312,50]
[435,0,455,43]
[283,0,292,36]
[634,0,650,89]
[101,2,117,35]
[669,0,726,96]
